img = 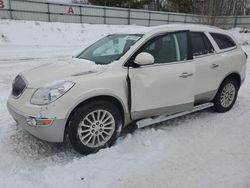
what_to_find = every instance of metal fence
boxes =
[1,0,250,28]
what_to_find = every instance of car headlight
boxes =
[30,81,75,105]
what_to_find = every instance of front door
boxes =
[129,31,195,119]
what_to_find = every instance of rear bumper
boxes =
[7,102,66,143]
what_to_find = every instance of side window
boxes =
[138,32,188,64]
[190,32,214,56]
[210,33,236,50]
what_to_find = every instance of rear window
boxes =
[190,32,214,56]
[210,33,236,50]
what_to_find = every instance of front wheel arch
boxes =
[64,95,125,139]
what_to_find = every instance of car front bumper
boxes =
[7,102,66,143]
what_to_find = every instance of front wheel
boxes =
[68,101,123,155]
[213,78,239,113]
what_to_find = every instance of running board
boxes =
[136,102,214,128]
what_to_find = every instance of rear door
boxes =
[190,32,223,102]
[129,31,195,119]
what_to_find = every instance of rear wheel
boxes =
[213,78,239,112]
[68,100,123,155]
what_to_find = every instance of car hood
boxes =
[21,58,108,88]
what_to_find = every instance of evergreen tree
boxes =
[88,0,128,7]
[89,0,152,8]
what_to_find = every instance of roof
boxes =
[117,23,227,35]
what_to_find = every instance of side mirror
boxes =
[134,52,155,66]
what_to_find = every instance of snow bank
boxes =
[0,19,143,46]
[0,19,145,59]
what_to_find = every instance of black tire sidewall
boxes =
[68,101,123,155]
[214,78,239,112]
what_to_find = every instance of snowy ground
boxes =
[0,20,250,188]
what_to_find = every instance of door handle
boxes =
[179,72,193,78]
[210,64,219,69]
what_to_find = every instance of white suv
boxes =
[7,24,247,154]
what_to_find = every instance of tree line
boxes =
[88,0,250,16]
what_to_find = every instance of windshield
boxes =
[76,34,142,64]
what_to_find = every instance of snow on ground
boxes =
[1,19,250,188]
[229,28,250,45]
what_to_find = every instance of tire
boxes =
[68,100,123,155]
[213,77,239,113]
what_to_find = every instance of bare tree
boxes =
[193,0,248,16]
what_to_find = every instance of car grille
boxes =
[12,75,26,97]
